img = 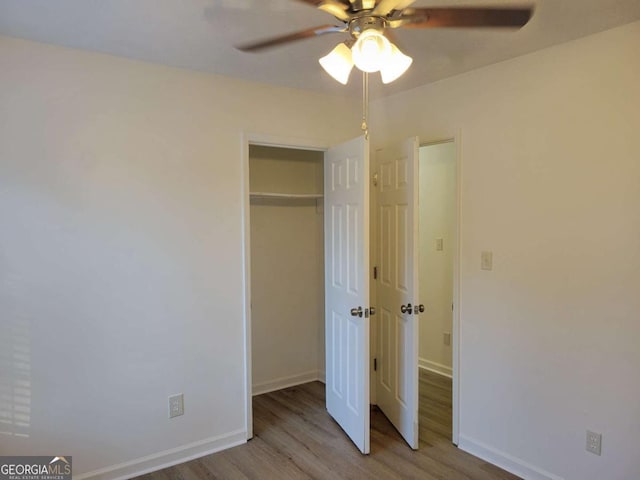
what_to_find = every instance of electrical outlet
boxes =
[169,394,184,418]
[481,251,493,271]
[443,332,451,346]
[586,430,602,456]
[436,238,444,251]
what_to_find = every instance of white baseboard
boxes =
[418,357,453,378]
[458,435,564,480]
[75,429,246,480]
[252,370,323,396]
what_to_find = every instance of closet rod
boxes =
[249,192,323,200]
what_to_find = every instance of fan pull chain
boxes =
[361,71,369,140]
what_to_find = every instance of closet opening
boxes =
[245,142,327,437]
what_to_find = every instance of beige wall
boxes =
[0,35,359,478]
[370,20,640,480]
[418,142,456,375]
[249,146,325,393]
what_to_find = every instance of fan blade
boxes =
[295,0,350,5]
[398,6,533,29]
[353,0,376,9]
[372,0,417,16]
[318,3,351,21]
[236,24,345,52]
[295,0,350,11]
[293,1,351,21]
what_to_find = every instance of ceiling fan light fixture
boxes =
[319,42,355,85]
[351,29,392,73]
[380,44,413,84]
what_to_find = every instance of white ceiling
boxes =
[1,0,639,97]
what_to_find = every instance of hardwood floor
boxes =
[138,371,520,480]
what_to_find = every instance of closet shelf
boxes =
[250,192,323,200]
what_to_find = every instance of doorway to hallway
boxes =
[418,140,457,442]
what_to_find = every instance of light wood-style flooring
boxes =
[139,370,520,480]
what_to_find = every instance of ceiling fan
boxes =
[236,0,534,85]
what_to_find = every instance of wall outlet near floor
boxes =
[481,251,493,271]
[443,332,451,346]
[169,393,184,418]
[586,430,602,455]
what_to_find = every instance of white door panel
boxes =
[375,137,419,449]
[325,136,370,454]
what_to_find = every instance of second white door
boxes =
[375,136,420,449]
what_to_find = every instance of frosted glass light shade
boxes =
[319,43,355,85]
[380,45,413,84]
[351,29,392,73]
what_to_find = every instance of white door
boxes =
[325,135,371,454]
[375,136,420,449]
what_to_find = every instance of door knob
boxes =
[414,304,425,314]
[369,307,376,316]
[400,303,412,314]
[350,306,363,317]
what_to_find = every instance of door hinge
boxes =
[373,266,378,280]
[374,358,377,372]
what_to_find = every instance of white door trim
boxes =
[418,131,462,446]
[453,131,462,447]
[240,133,329,440]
